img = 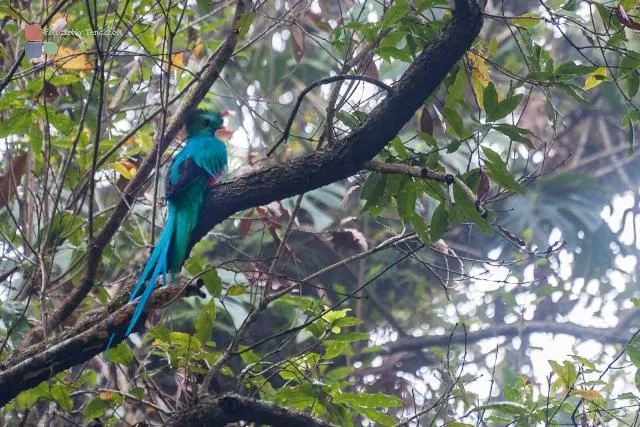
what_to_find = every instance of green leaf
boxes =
[105,343,134,365]
[512,12,541,29]
[442,106,468,138]
[336,111,360,129]
[493,124,534,149]
[430,202,449,241]
[446,67,467,106]
[361,408,396,426]
[325,366,355,381]
[128,387,145,400]
[166,331,201,349]
[411,212,429,243]
[225,284,246,296]
[396,181,417,221]
[236,12,254,39]
[473,401,528,414]
[555,62,597,76]
[452,182,491,234]
[482,147,525,194]
[487,94,523,122]
[569,354,595,371]
[15,381,49,409]
[483,82,499,115]
[202,267,222,297]
[327,331,369,342]
[627,71,639,98]
[50,384,73,412]
[628,341,640,367]
[84,397,110,419]
[390,136,409,159]
[333,391,404,408]
[49,74,82,86]
[332,316,362,328]
[195,299,216,344]
[381,0,408,28]
[324,341,349,359]
[362,174,387,211]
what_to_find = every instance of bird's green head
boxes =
[184,109,228,138]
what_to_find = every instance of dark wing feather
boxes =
[165,157,207,201]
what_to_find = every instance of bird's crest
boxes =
[184,108,227,137]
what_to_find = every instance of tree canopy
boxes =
[0,0,639,425]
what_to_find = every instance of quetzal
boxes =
[108,109,230,349]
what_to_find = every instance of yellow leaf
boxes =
[512,12,541,29]
[570,389,603,401]
[193,43,204,60]
[487,37,498,58]
[113,160,137,180]
[171,52,184,67]
[98,392,114,400]
[583,67,607,90]
[467,52,489,88]
[51,46,94,70]
[471,75,485,109]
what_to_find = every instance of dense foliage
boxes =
[0,0,639,425]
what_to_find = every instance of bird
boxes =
[107,108,230,349]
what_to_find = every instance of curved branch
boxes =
[0,0,484,408]
[189,0,484,252]
[19,0,253,349]
[377,319,636,357]
[0,281,189,407]
[167,393,336,427]
[267,74,394,156]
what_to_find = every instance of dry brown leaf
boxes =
[291,26,305,63]
[0,153,27,209]
[420,107,434,135]
[330,228,368,252]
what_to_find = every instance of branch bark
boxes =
[377,319,635,356]
[18,0,253,349]
[0,0,484,408]
[166,393,336,427]
[188,0,484,252]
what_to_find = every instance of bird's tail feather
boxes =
[106,207,176,350]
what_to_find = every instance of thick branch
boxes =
[0,283,190,407]
[20,0,252,347]
[167,393,335,427]
[365,159,454,183]
[0,0,483,408]
[377,319,635,357]
[189,0,484,251]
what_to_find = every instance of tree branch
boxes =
[376,319,636,357]
[188,0,484,253]
[0,281,191,407]
[19,0,253,349]
[0,0,484,407]
[167,393,336,427]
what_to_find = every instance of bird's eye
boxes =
[203,119,210,126]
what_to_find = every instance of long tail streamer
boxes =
[106,207,176,350]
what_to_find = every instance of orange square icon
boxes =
[25,24,42,41]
